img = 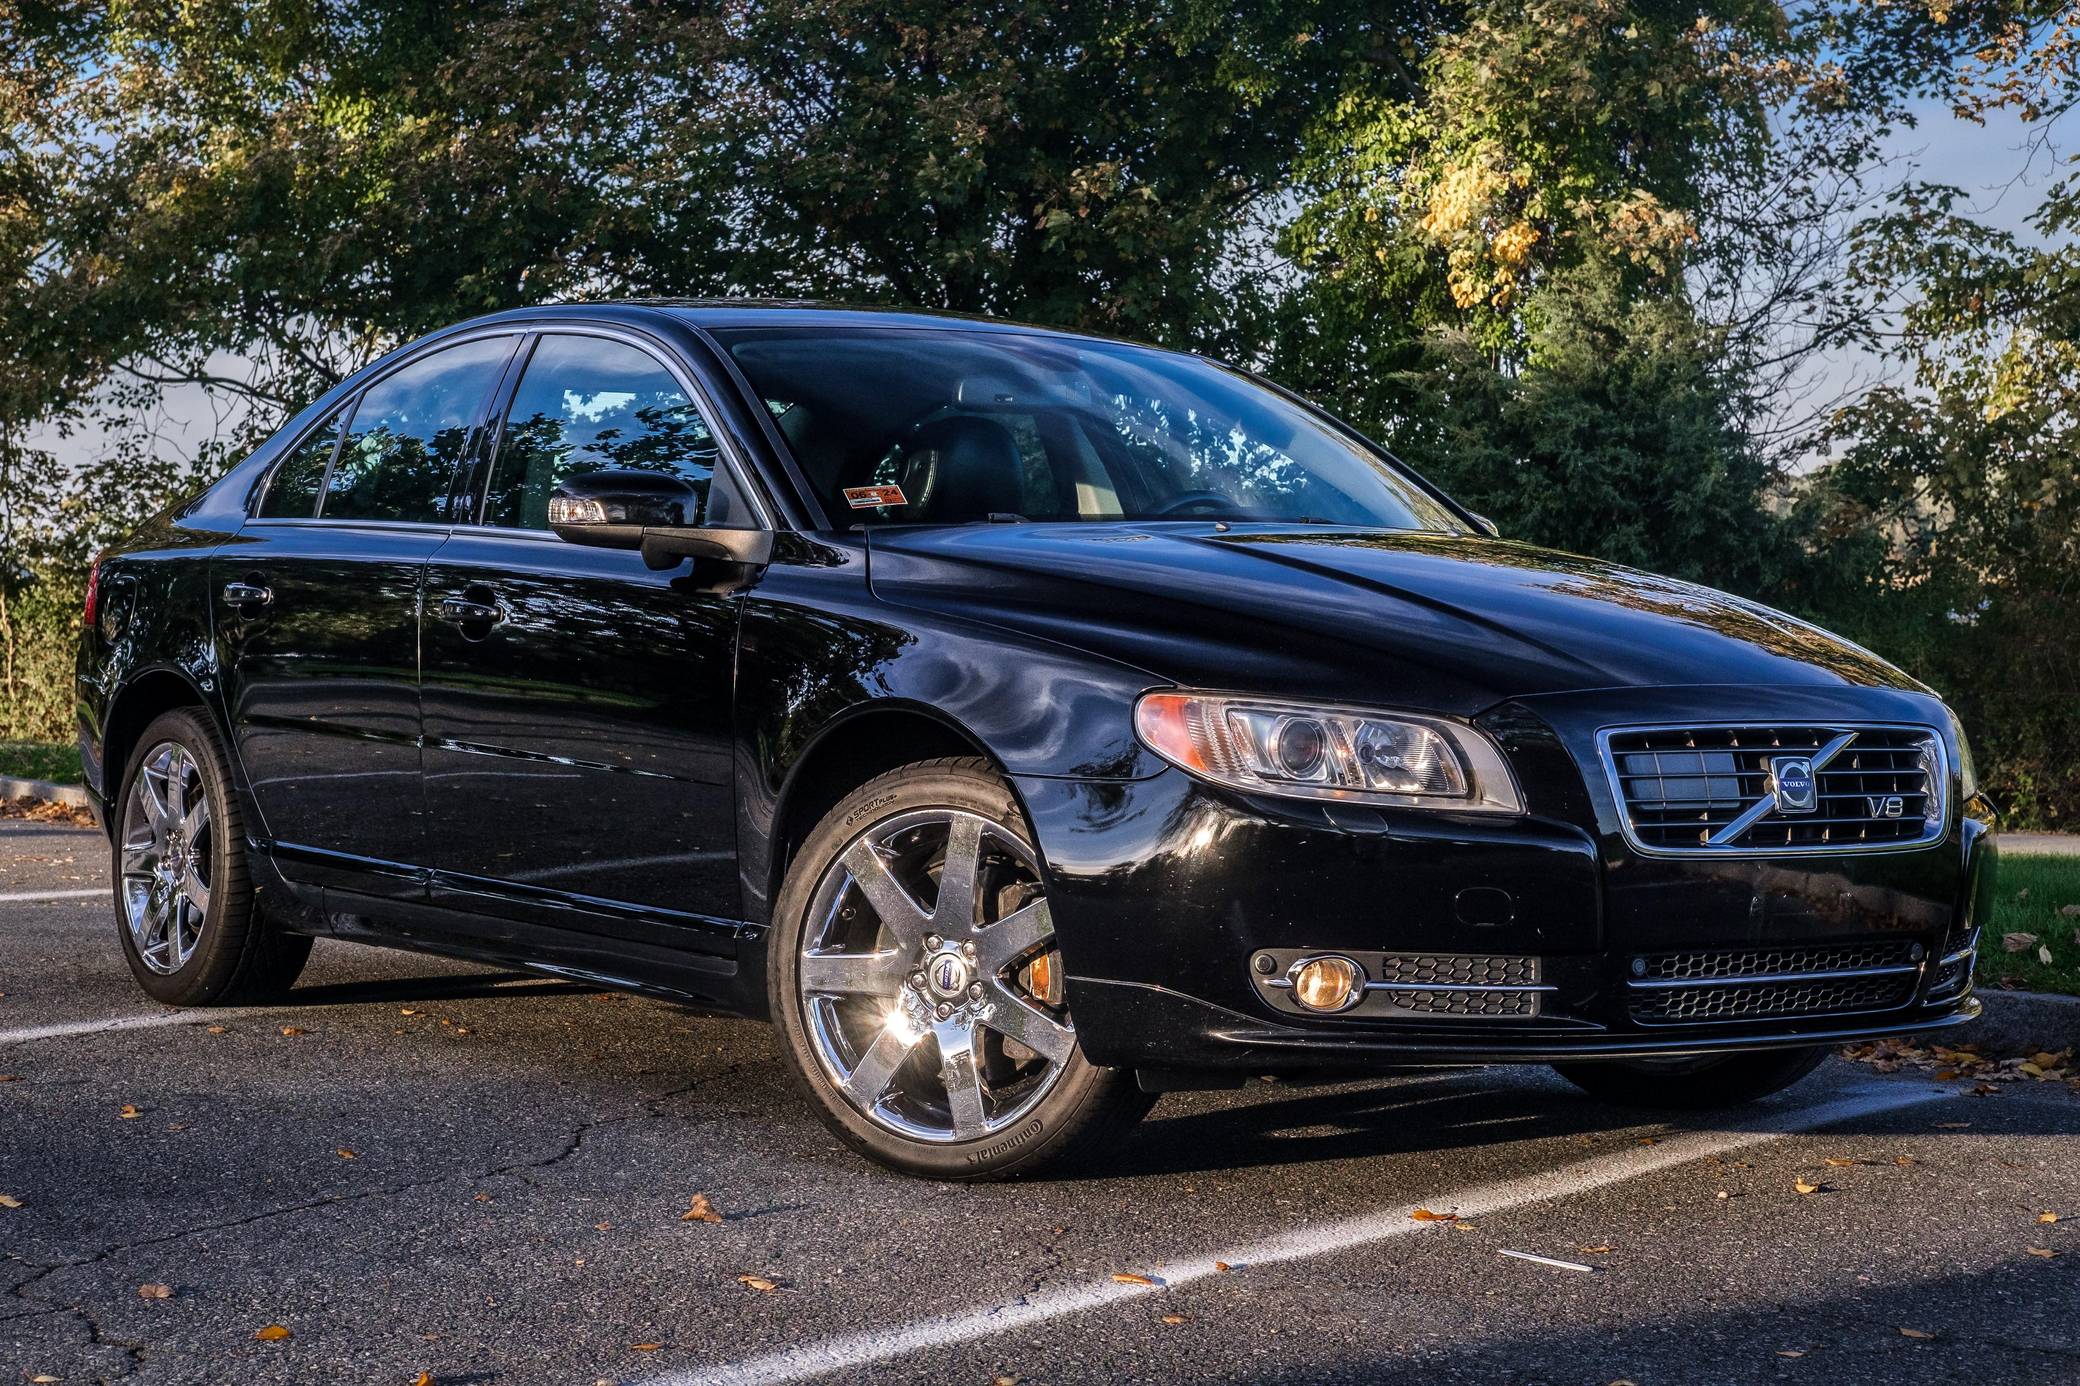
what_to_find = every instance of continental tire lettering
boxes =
[963,1117,1046,1164]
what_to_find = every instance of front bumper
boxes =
[1016,686,1996,1074]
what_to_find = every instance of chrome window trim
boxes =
[1594,721,1951,859]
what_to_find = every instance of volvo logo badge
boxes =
[930,954,971,997]
[1769,756,1818,814]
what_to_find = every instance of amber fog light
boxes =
[1289,955,1365,1013]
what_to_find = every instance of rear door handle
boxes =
[220,580,273,610]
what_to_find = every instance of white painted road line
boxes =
[0,1011,247,1045]
[655,1080,1956,1386]
[0,888,105,902]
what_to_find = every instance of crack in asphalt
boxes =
[5,1059,752,1373]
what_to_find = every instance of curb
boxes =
[1969,988,2080,1053]
[0,776,92,811]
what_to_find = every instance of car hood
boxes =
[865,523,1923,717]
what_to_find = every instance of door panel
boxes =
[419,532,742,951]
[214,523,445,894]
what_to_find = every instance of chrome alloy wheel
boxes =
[119,740,212,975]
[798,808,1074,1143]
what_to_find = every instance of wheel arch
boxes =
[763,700,1009,921]
[101,666,222,831]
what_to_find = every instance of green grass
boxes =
[1979,853,2080,996]
[0,740,81,785]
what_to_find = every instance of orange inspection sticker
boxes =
[843,484,908,509]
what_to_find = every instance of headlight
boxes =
[1943,705,1978,800]
[1134,690,1524,813]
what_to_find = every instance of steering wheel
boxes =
[1145,490,1243,519]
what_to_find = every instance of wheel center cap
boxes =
[925,950,972,999]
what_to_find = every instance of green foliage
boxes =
[0,740,81,784]
[1979,854,2080,996]
[0,558,82,743]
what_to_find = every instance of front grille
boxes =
[1600,724,1946,856]
[1638,940,1918,981]
[1631,973,1916,1023]
[1378,987,1540,1018]
[1927,928,1977,1002]
[1378,954,1539,987]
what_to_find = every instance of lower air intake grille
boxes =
[1631,974,1916,1023]
[1378,987,1541,1018]
[1640,940,1918,981]
[1377,954,1540,987]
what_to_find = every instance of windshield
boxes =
[710,327,1465,531]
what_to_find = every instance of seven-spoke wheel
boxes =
[111,708,311,1005]
[121,740,213,974]
[771,759,1151,1179]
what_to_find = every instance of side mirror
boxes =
[548,470,774,571]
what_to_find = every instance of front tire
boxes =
[113,708,312,1006]
[1552,1046,1831,1109]
[768,758,1152,1180]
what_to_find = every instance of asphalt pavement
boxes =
[3,817,2077,1386]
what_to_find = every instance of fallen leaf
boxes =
[401,1008,419,1016]
[336,1148,356,1160]
[681,1193,723,1224]
[472,1192,491,1202]
[1894,1155,1917,1166]
[1794,1179,1824,1195]
[1636,1137,1658,1146]
[119,1104,142,1120]
[30,1376,59,1383]
[278,1026,307,1037]
[1899,1327,1934,1340]
[255,1323,292,1341]
[1824,1158,1859,1168]
[1578,1244,1614,1254]
[204,1025,227,1035]
[1410,1208,1458,1222]
[138,1282,173,1299]
[2027,1246,2055,1258]
[1777,1350,1806,1358]
[2040,946,2055,966]
[631,1344,663,1352]
[1934,1069,1958,1081]
[736,1274,778,1293]
[0,1193,23,1208]
[0,1074,20,1082]
[1110,1272,1159,1286]
[2032,1052,2064,1068]
[2059,903,2080,918]
[412,1374,434,1386]
[1213,1261,1232,1273]
[2003,932,2038,953]
[1159,1314,1186,1325]
[2039,1211,2060,1224]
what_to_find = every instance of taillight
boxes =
[82,554,104,630]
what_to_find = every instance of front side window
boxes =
[257,407,345,518]
[712,327,1466,531]
[320,336,514,523]
[481,334,723,530]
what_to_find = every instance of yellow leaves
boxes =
[1410,1207,1459,1222]
[279,1026,307,1037]
[2027,1246,2055,1258]
[631,1343,663,1352]
[2038,1211,2060,1224]
[119,1103,142,1120]
[412,1374,435,1386]
[255,1323,292,1341]
[1900,1326,1935,1339]
[336,1148,357,1160]
[0,1193,23,1209]
[138,1282,173,1299]
[204,1025,227,1035]
[1110,1272,1159,1286]
[1793,1178,1826,1195]
[1159,1313,1187,1325]
[681,1193,723,1225]
[735,1274,778,1293]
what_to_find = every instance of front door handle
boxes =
[438,591,509,634]
[220,580,273,611]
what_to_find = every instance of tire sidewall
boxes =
[767,761,1116,1180]
[112,709,248,1005]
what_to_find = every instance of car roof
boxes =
[444,299,1155,347]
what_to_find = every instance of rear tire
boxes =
[768,757,1152,1180]
[112,708,312,1006]
[1552,1046,1831,1109]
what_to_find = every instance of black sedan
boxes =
[76,302,1996,1179]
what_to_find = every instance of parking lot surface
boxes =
[3,818,2077,1386]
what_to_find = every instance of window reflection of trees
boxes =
[323,423,472,523]
[487,398,719,529]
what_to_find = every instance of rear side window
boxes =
[482,334,722,530]
[257,408,344,518]
[321,336,514,523]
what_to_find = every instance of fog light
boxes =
[1289,954,1364,1013]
